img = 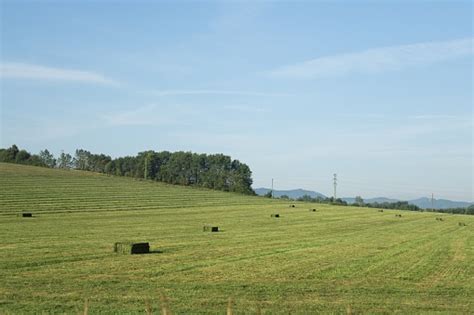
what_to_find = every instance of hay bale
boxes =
[289,205,296,208]
[271,214,280,218]
[22,213,33,217]
[378,209,384,213]
[309,209,317,212]
[203,225,219,232]
[458,222,466,227]
[395,214,402,218]
[114,242,150,254]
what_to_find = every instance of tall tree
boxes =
[0,144,19,162]
[15,150,31,163]
[57,151,73,169]
[74,149,91,170]
[354,196,364,206]
[39,149,56,168]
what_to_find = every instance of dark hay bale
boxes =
[289,205,296,208]
[204,225,219,232]
[378,209,384,213]
[271,214,280,218]
[21,213,33,217]
[114,242,150,254]
[309,209,317,212]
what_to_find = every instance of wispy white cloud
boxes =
[407,114,470,121]
[147,89,291,97]
[270,37,474,79]
[104,105,173,126]
[104,102,269,127]
[223,105,268,113]
[0,62,119,85]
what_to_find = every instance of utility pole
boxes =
[431,193,434,212]
[144,154,148,180]
[333,173,337,200]
[271,178,274,198]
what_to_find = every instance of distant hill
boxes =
[254,188,326,199]
[345,196,472,209]
[408,197,473,210]
[342,197,399,204]
[255,187,472,210]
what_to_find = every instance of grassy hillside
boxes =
[0,163,473,314]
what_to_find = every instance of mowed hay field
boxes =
[0,163,473,314]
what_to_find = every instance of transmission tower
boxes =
[333,173,337,200]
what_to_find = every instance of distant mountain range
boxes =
[406,197,472,210]
[254,188,473,210]
[342,197,399,204]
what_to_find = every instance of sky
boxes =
[0,1,473,201]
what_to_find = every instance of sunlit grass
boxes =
[0,163,472,313]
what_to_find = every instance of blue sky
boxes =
[1,1,472,201]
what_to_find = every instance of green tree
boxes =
[466,205,474,215]
[354,196,364,206]
[74,149,91,170]
[57,151,73,169]
[297,194,314,202]
[15,150,31,163]
[39,149,56,168]
[0,144,19,162]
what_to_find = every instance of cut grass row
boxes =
[0,163,275,215]
[0,163,472,313]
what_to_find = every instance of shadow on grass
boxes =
[147,249,164,254]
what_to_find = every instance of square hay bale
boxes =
[203,225,219,232]
[271,214,280,218]
[22,213,33,217]
[114,242,150,254]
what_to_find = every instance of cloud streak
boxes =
[104,102,270,127]
[104,104,170,126]
[0,62,118,85]
[270,37,474,79]
[147,89,291,97]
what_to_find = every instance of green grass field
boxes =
[0,163,473,314]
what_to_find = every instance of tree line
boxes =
[270,193,473,215]
[0,145,255,195]
[270,193,349,206]
[349,195,473,215]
